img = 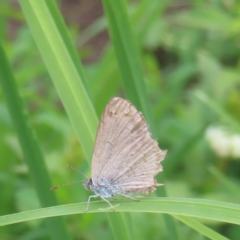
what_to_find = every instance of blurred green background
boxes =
[1,0,240,239]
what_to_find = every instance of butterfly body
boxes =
[83,178,118,198]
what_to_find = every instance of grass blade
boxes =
[164,122,208,175]
[102,0,153,127]
[19,1,131,239]
[208,165,240,198]
[0,43,70,240]
[1,198,240,226]
[174,215,229,240]
[101,0,178,238]
[195,90,240,133]
[20,0,98,162]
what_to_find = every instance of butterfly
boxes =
[51,97,167,212]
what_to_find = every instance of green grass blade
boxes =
[174,215,229,240]
[1,198,240,226]
[107,213,132,240]
[164,122,208,175]
[132,0,168,41]
[0,43,70,240]
[19,0,98,163]
[101,0,153,128]
[195,90,240,133]
[101,0,179,238]
[208,165,240,198]
[77,16,107,47]
[19,1,132,239]
[44,0,88,87]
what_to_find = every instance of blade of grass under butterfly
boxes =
[19,1,132,239]
[101,0,178,239]
[173,215,229,240]
[1,198,240,226]
[0,44,70,240]
[107,213,132,240]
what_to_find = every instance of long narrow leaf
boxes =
[195,90,240,133]
[101,0,178,238]
[173,215,229,240]
[208,165,240,198]
[1,198,240,226]
[19,1,131,239]
[20,0,98,162]
[0,43,70,240]
[101,0,153,128]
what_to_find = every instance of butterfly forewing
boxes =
[91,97,166,194]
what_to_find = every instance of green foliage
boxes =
[0,0,240,239]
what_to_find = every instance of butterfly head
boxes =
[83,178,93,191]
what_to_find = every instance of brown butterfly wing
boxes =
[91,97,166,194]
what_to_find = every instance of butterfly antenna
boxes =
[50,180,84,191]
[66,164,88,179]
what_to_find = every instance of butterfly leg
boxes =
[118,193,140,201]
[100,196,115,211]
[85,194,99,212]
